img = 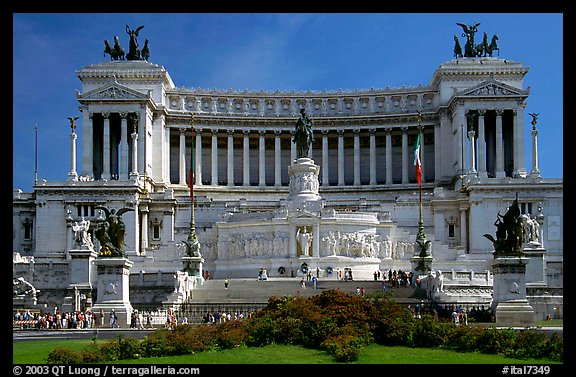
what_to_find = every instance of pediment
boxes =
[295,209,320,219]
[458,78,529,98]
[77,82,149,101]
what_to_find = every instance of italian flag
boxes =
[413,133,422,185]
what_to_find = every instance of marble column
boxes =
[531,126,541,177]
[195,129,203,185]
[130,126,138,179]
[227,130,235,186]
[369,129,376,185]
[274,130,282,186]
[81,111,92,177]
[211,129,218,185]
[468,128,477,174]
[460,207,467,250]
[454,106,465,176]
[495,110,505,178]
[68,129,78,181]
[321,130,329,186]
[179,128,187,185]
[290,131,296,162]
[102,112,111,180]
[259,130,266,186]
[312,224,320,258]
[385,129,393,185]
[119,113,129,180]
[243,130,250,186]
[353,129,360,185]
[140,206,148,252]
[337,130,345,186]
[401,127,408,184]
[434,122,441,181]
[513,107,527,177]
[477,110,487,178]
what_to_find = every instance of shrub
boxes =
[46,347,83,364]
[508,330,550,360]
[80,347,107,363]
[478,327,516,355]
[444,324,486,352]
[321,334,367,362]
[214,320,248,350]
[244,315,280,347]
[545,333,563,362]
[408,315,450,348]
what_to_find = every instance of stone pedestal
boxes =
[62,248,98,313]
[523,246,547,288]
[411,255,434,276]
[92,257,133,327]
[491,256,535,327]
[287,158,321,202]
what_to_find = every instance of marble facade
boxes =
[13,55,562,319]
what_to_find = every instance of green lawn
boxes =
[13,339,561,365]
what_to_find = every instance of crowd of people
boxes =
[13,309,99,330]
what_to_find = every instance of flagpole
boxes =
[34,124,38,186]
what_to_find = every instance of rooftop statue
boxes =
[454,23,500,59]
[292,108,315,158]
[483,195,525,256]
[457,22,481,57]
[94,206,135,257]
[125,24,144,60]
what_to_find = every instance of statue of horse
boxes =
[141,39,150,61]
[475,32,489,57]
[292,109,314,158]
[453,35,463,58]
[486,34,499,57]
[104,38,125,61]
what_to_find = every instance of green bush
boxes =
[214,320,248,349]
[508,330,551,360]
[46,347,83,364]
[245,315,280,347]
[408,315,450,348]
[444,324,486,352]
[478,327,516,355]
[545,333,563,362]
[321,334,366,362]
[80,347,107,363]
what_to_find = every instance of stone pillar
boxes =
[140,205,148,251]
[289,224,297,258]
[211,129,218,185]
[259,130,266,186]
[459,206,467,250]
[119,113,129,180]
[68,129,78,181]
[227,130,235,186]
[321,130,329,186]
[274,130,282,186]
[495,110,505,178]
[312,224,320,258]
[530,126,541,177]
[195,129,203,185]
[385,129,393,185]
[179,128,187,185]
[290,131,296,162]
[513,107,527,177]
[337,130,345,186]
[353,129,360,185]
[81,111,93,177]
[477,110,487,178]
[401,127,409,184]
[92,257,134,327]
[130,126,138,179]
[491,256,535,326]
[369,129,376,185]
[136,112,145,178]
[468,127,477,174]
[102,112,111,180]
[454,106,465,176]
[243,130,250,186]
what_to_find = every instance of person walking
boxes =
[110,309,119,328]
[224,277,229,289]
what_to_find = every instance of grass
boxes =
[13,339,561,365]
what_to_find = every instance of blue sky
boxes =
[13,13,563,193]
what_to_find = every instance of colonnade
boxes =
[171,125,436,187]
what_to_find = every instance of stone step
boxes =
[188,278,423,304]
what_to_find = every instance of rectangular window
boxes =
[448,224,455,238]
